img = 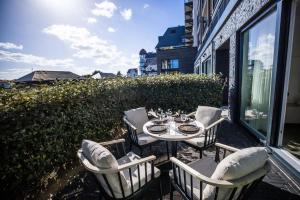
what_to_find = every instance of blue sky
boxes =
[0,0,184,80]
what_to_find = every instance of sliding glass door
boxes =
[240,10,277,138]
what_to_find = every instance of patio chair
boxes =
[123,107,167,156]
[184,106,225,158]
[77,139,162,200]
[169,143,270,200]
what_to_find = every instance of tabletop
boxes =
[143,119,204,141]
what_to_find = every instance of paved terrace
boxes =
[51,121,300,200]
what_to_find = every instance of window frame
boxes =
[238,3,282,143]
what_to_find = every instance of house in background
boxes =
[127,68,138,78]
[91,71,116,79]
[191,0,300,183]
[0,80,12,89]
[15,70,81,84]
[139,49,157,76]
[156,26,197,74]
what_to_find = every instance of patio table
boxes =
[143,119,204,158]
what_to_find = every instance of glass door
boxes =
[240,10,278,138]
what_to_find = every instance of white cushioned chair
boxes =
[169,143,270,200]
[124,107,164,156]
[78,139,162,200]
[184,106,225,158]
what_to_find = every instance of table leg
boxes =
[171,141,178,157]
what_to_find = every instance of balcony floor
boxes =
[52,121,300,200]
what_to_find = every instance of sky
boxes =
[0,0,184,80]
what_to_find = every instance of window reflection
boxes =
[240,11,277,136]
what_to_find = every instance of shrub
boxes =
[0,74,224,198]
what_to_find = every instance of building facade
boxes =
[139,49,157,76]
[126,68,138,78]
[156,26,197,74]
[192,0,300,182]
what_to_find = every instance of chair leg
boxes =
[159,178,163,200]
[129,142,133,151]
[169,182,174,200]
[199,149,203,159]
[140,147,143,157]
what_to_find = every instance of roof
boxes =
[127,68,138,74]
[145,52,156,58]
[92,71,116,79]
[155,26,185,49]
[139,49,147,55]
[16,71,80,83]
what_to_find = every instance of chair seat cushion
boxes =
[118,152,161,195]
[137,133,158,145]
[169,157,218,199]
[125,107,149,134]
[184,136,206,147]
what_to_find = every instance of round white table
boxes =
[143,120,204,157]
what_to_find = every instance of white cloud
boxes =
[87,17,97,24]
[249,33,275,69]
[0,50,74,67]
[91,0,117,18]
[120,8,132,20]
[143,4,150,9]
[107,27,116,32]
[0,42,23,50]
[43,24,138,73]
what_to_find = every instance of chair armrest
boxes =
[170,157,235,188]
[205,118,225,131]
[99,139,125,146]
[77,149,101,173]
[118,155,156,171]
[186,111,196,118]
[215,143,239,153]
[123,116,137,131]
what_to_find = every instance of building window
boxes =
[201,57,212,75]
[162,59,179,69]
[240,10,277,138]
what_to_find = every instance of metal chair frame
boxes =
[183,112,225,158]
[169,143,269,200]
[78,139,163,200]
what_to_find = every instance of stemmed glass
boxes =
[166,109,172,121]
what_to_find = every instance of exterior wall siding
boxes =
[157,47,197,74]
[195,0,273,121]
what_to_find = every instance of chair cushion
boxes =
[117,152,161,196]
[81,139,118,170]
[169,157,218,199]
[137,133,158,145]
[81,140,128,198]
[125,107,149,134]
[184,137,206,148]
[203,147,268,200]
[195,106,222,127]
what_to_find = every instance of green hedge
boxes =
[0,74,224,197]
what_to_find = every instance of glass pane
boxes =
[240,11,277,136]
[171,59,179,69]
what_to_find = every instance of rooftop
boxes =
[156,26,185,49]
[16,70,80,83]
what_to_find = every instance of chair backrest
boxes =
[195,106,222,127]
[80,140,129,199]
[203,147,269,200]
[124,107,149,134]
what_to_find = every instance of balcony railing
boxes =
[199,0,230,52]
